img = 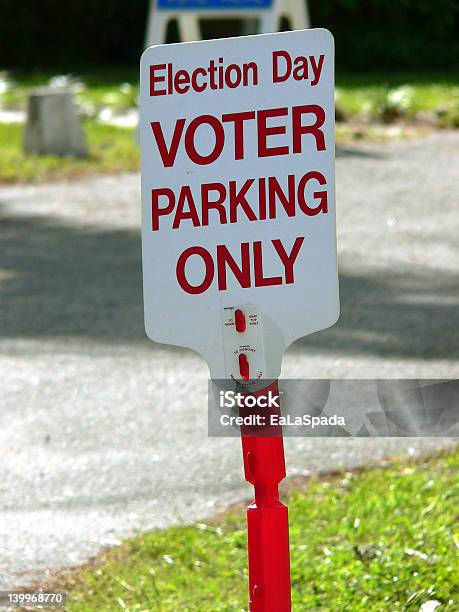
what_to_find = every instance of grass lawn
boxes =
[0,122,139,183]
[335,72,459,126]
[1,68,458,124]
[0,120,427,184]
[0,69,139,115]
[0,69,457,183]
[41,447,459,611]
[1,69,458,121]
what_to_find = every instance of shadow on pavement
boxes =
[0,206,144,342]
[335,146,387,159]
[0,206,458,359]
[291,268,459,359]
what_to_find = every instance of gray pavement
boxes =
[0,132,458,588]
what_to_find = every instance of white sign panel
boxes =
[140,29,339,381]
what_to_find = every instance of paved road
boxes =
[0,132,458,588]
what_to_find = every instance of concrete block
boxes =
[24,87,87,157]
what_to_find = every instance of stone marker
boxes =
[24,87,87,157]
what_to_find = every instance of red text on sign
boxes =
[151,172,328,231]
[176,237,305,294]
[150,104,325,167]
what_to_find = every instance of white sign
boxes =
[145,0,309,48]
[140,29,339,381]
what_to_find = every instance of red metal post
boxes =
[240,380,291,611]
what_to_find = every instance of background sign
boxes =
[157,0,273,8]
[140,29,339,379]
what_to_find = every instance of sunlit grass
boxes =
[42,447,459,611]
[0,69,139,115]
[0,119,424,184]
[335,75,459,126]
[1,69,458,125]
[0,121,139,183]
[1,69,457,183]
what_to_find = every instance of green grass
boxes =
[0,69,457,183]
[0,119,422,184]
[1,69,458,125]
[0,120,425,184]
[0,122,139,183]
[0,69,139,115]
[335,72,459,125]
[46,448,458,611]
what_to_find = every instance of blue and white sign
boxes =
[157,0,273,8]
[146,0,309,48]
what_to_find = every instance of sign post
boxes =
[140,29,339,609]
[240,380,291,609]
